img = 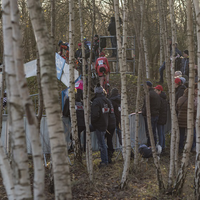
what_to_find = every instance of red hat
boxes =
[154,85,163,91]
[99,52,105,57]
[175,77,181,84]
[78,43,82,46]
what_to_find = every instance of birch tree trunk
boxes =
[79,0,93,181]
[114,0,126,160]
[120,0,131,189]
[10,1,45,199]
[51,0,56,52]
[174,0,195,195]
[193,0,200,198]
[0,63,5,136]
[2,0,32,198]
[69,0,82,162]
[26,0,72,199]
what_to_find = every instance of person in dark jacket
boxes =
[175,77,186,105]
[142,81,161,147]
[109,88,122,145]
[75,43,82,60]
[154,85,167,150]
[91,83,112,167]
[93,35,100,63]
[108,17,117,57]
[62,89,86,151]
[105,99,116,163]
[180,50,189,77]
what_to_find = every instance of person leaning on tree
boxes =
[142,81,161,147]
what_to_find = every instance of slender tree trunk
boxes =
[0,63,5,136]
[173,0,195,195]
[2,0,32,198]
[193,0,200,198]
[10,1,45,199]
[69,0,82,162]
[51,0,56,52]
[79,0,93,181]
[26,0,72,199]
[120,0,131,189]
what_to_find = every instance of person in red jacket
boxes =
[95,52,110,88]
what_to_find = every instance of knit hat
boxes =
[154,85,163,91]
[183,50,189,55]
[174,71,182,78]
[94,84,103,94]
[146,81,153,87]
[78,43,82,46]
[111,88,119,96]
[175,77,181,84]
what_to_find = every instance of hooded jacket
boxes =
[142,87,161,117]
[91,93,111,131]
[157,91,168,125]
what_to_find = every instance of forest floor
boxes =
[0,144,197,200]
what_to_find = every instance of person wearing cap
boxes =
[175,77,186,104]
[142,81,161,147]
[95,52,110,88]
[180,50,189,77]
[154,85,168,151]
[91,83,112,167]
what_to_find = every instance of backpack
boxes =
[138,144,152,158]
[100,38,106,48]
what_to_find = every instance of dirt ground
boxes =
[0,142,197,200]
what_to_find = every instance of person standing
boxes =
[108,17,117,57]
[154,85,168,151]
[180,50,189,77]
[142,81,161,147]
[91,84,112,167]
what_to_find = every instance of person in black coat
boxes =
[175,77,186,105]
[154,85,167,150]
[180,50,189,77]
[91,84,112,166]
[109,88,122,145]
[108,17,117,57]
[142,81,161,147]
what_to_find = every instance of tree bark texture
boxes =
[26,0,72,199]
[10,1,45,199]
[2,0,32,198]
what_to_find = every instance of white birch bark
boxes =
[10,1,45,199]
[120,0,131,189]
[2,0,32,198]
[69,0,82,162]
[174,0,195,194]
[26,0,72,199]
[0,140,15,199]
[78,0,93,181]
[114,0,126,160]
[0,63,5,136]
[51,0,56,52]
[193,0,200,198]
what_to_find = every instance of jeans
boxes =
[157,124,165,149]
[116,127,122,145]
[144,116,159,147]
[95,129,108,164]
[192,128,196,150]
[105,128,115,153]
[78,126,86,151]
[110,36,117,56]
[179,127,186,150]
[159,61,165,83]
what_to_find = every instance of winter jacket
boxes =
[181,58,189,77]
[109,95,121,128]
[91,93,111,131]
[108,17,116,35]
[175,85,186,105]
[142,88,161,117]
[176,89,188,128]
[107,99,116,131]
[75,49,82,59]
[157,92,168,125]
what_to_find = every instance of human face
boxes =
[154,89,161,95]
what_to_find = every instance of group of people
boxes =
[62,83,122,167]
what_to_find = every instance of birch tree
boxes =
[119,0,131,189]
[51,0,56,51]
[10,1,45,199]
[78,0,93,181]
[193,0,200,198]
[173,0,195,195]
[26,0,72,199]
[69,0,82,162]
[2,0,32,198]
